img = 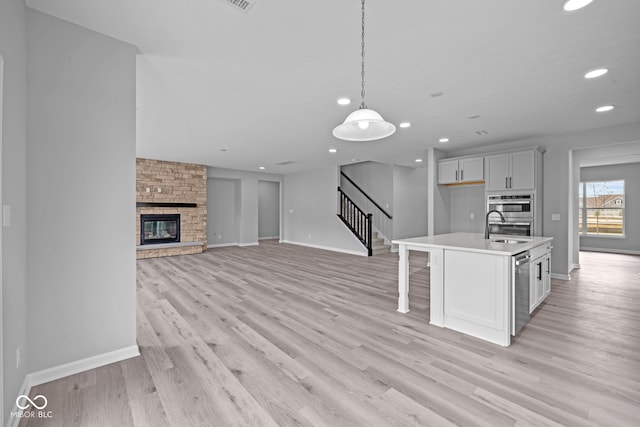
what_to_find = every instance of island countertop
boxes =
[392,232,553,256]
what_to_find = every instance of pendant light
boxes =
[333,0,396,142]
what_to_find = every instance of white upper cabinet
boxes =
[438,156,484,184]
[438,159,460,184]
[485,150,535,191]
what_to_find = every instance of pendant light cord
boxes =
[360,0,367,110]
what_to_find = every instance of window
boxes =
[579,180,625,236]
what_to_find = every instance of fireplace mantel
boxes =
[136,202,197,208]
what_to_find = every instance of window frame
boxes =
[579,179,626,238]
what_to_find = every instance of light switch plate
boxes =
[552,214,560,221]
[3,205,11,227]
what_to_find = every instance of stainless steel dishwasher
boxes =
[512,251,532,335]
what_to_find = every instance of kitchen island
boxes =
[392,232,553,347]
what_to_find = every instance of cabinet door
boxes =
[543,255,551,297]
[485,154,510,191]
[510,150,535,190]
[438,159,459,184]
[529,263,537,313]
[460,157,484,182]
[529,259,545,313]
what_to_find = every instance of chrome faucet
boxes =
[485,209,506,239]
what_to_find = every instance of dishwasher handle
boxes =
[514,252,531,266]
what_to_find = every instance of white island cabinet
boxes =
[393,232,553,347]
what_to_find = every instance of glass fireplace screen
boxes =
[140,214,180,245]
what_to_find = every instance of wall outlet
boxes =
[16,346,21,369]
[552,214,560,221]
[469,212,475,220]
[308,234,311,239]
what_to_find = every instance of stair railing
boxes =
[339,171,393,242]
[337,188,373,256]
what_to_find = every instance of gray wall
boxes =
[1,0,29,419]
[341,161,393,213]
[392,166,428,239]
[449,186,485,233]
[207,167,282,246]
[258,181,280,239]
[579,162,640,254]
[283,166,365,255]
[207,178,239,246]
[26,10,137,371]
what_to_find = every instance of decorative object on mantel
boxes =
[332,0,396,142]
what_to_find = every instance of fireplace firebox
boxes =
[140,214,180,245]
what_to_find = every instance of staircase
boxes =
[337,186,392,257]
[371,232,391,256]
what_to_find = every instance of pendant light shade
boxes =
[332,108,396,141]
[333,0,396,142]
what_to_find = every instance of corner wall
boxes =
[1,0,29,421]
[26,10,137,373]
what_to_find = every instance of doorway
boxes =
[258,180,280,240]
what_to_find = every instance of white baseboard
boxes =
[551,273,571,281]
[238,242,259,247]
[6,345,139,427]
[207,242,238,249]
[580,246,640,255]
[28,345,139,387]
[280,240,367,257]
[258,236,279,240]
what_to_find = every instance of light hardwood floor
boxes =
[21,243,640,426]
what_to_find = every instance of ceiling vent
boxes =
[220,0,256,13]
[276,160,295,166]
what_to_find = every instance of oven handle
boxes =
[488,200,532,204]
[489,222,533,226]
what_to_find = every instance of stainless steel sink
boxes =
[491,239,529,244]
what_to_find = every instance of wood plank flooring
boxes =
[21,242,640,426]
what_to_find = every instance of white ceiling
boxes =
[26,0,640,174]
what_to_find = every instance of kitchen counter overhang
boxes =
[393,232,553,256]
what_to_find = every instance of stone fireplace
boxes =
[136,159,207,259]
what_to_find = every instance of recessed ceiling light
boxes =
[329,148,337,153]
[399,122,411,128]
[438,137,449,143]
[584,68,608,79]
[595,105,614,113]
[563,0,594,12]
[259,166,266,170]
[415,158,423,163]
[337,98,351,106]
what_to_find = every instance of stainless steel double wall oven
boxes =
[486,194,535,236]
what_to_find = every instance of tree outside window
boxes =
[579,180,625,236]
